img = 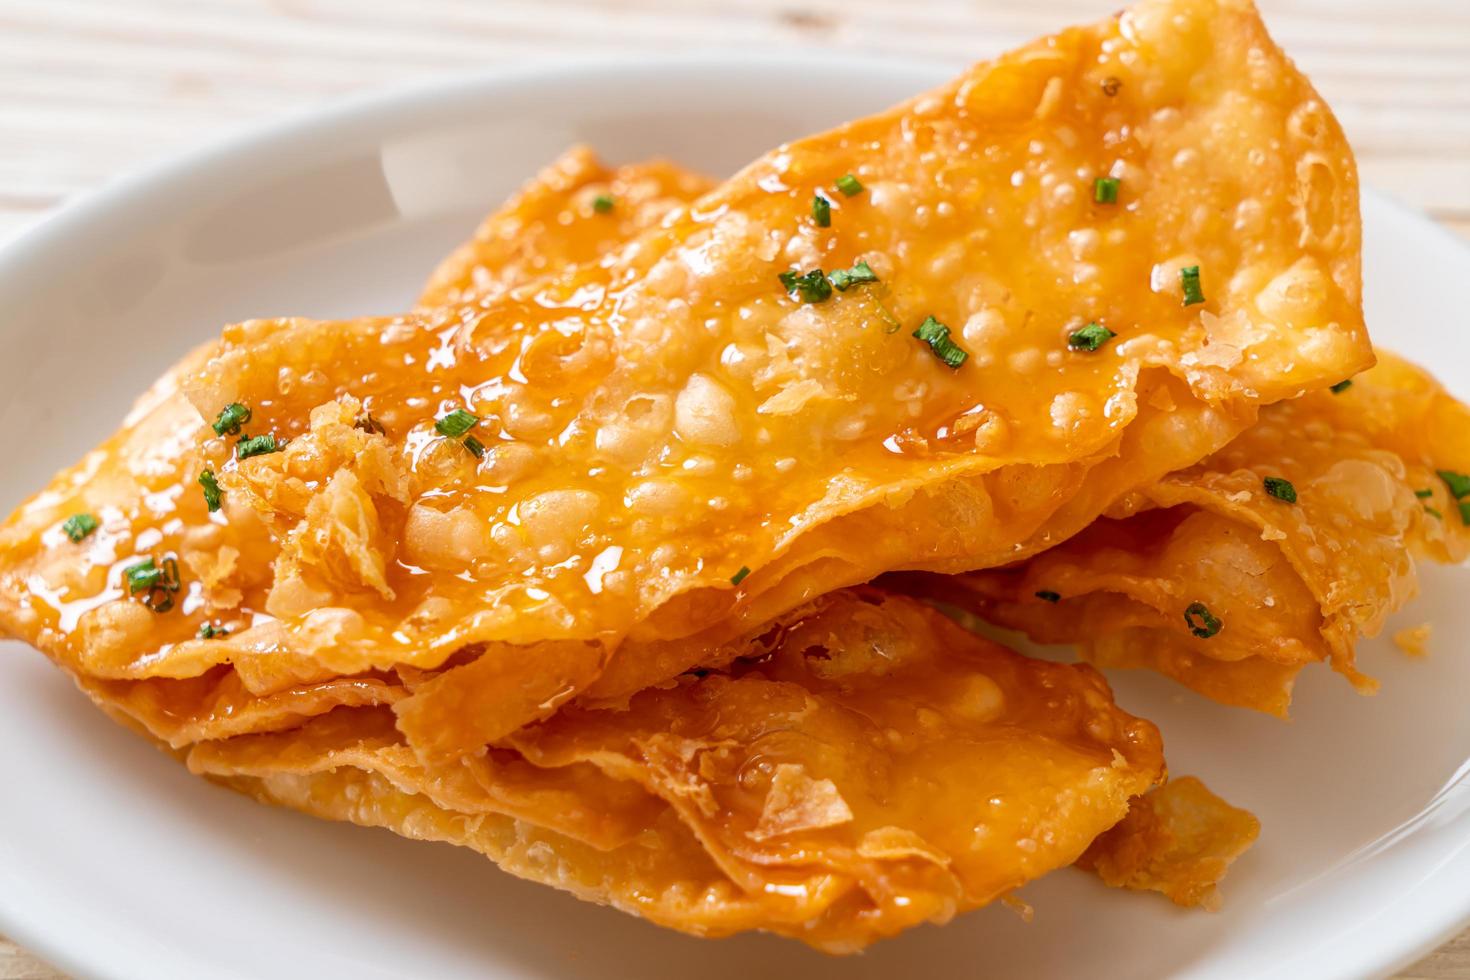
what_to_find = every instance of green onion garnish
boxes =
[835,174,864,197]
[827,259,878,292]
[1068,322,1115,352]
[126,556,180,612]
[1330,379,1354,394]
[1263,476,1297,503]
[1184,601,1222,639]
[779,269,833,304]
[463,435,486,459]
[812,195,831,227]
[1460,502,1470,525]
[1415,488,1434,499]
[211,403,252,437]
[1438,470,1470,500]
[592,193,614,214]
[731,566,751,586]
[124,558,161,594]
[435,409,480,438]
[1035,590,1061,603]
[1425,505,1444,520]
[62,513,98,543]
[198,469,223,513]
[198,623,229,639]
[912,316,968,369]
[154,557,180,611]
[1180,265,1205,306]
[1093,177,1120,204]
[236,434,282,459]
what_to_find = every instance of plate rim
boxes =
[2,51,1469,980]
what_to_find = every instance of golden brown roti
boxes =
[905,351,1470,714]
[0,0,1367,763]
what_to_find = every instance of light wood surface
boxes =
[2,0,1467,977]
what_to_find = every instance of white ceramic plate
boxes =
[2,53,1469,980]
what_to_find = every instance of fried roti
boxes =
[0,149,706,748]
[419,145,714,307]
[905,351,1470,714]
[189,590,1168,951]
[0,0,1369,762]
[1079,775,1259,910]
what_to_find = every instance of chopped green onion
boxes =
[779,269,833,304]
[811,195,831,227]
[126,556,180,613]
[1093,177,1120,204]
[828,259,879,292]
[145,595,176,615]
[1425,505,1444,520]
[1068,322,1115,352]
[1438,470,1470,499]
[1184,601,1222,639]
[835,174,864,197]
[1263,476,1297,503]
[211,403,252,437]
[152,557,180,612]
[1415,488,1434,499]
[731,566,751,586]
[236,434,282,459]
[62,513,98,543]
[198,469,223,513]
[912,316,968,369]
[124,559,161,595]
[1330,379,1354,394]
[1035,590,1061,603]
[592,193,614,213]
[434,408,484,458]
[1461,501,1470,525]
[1180,265,1205,306]
[197,623,229,639]
[435,409,480,438]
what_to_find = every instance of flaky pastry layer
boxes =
[1,0,1368,763]
[904,351,1470,714]
[190,590,1168,950]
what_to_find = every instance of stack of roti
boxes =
[5,0,1463,951]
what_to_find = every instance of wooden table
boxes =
[1,0,1466,976]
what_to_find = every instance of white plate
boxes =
[2,53,1469,980]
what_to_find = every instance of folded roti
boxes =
[419,145,714,308]
[0,3,1293,949]
[0,151,706,748]
[189,589,1170,950]
[904,351,1470,714]
[1,0,1368,764]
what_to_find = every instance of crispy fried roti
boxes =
[197,160,1255,938]
[188,590,1168,951]
[0,151,707,749]
[903,351,1470,715]
[419,146,714,307]
[0,0,1369,762]
[1079,776,1259,910]
[0,0,1299,951]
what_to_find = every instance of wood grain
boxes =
[1,0,1467,976]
